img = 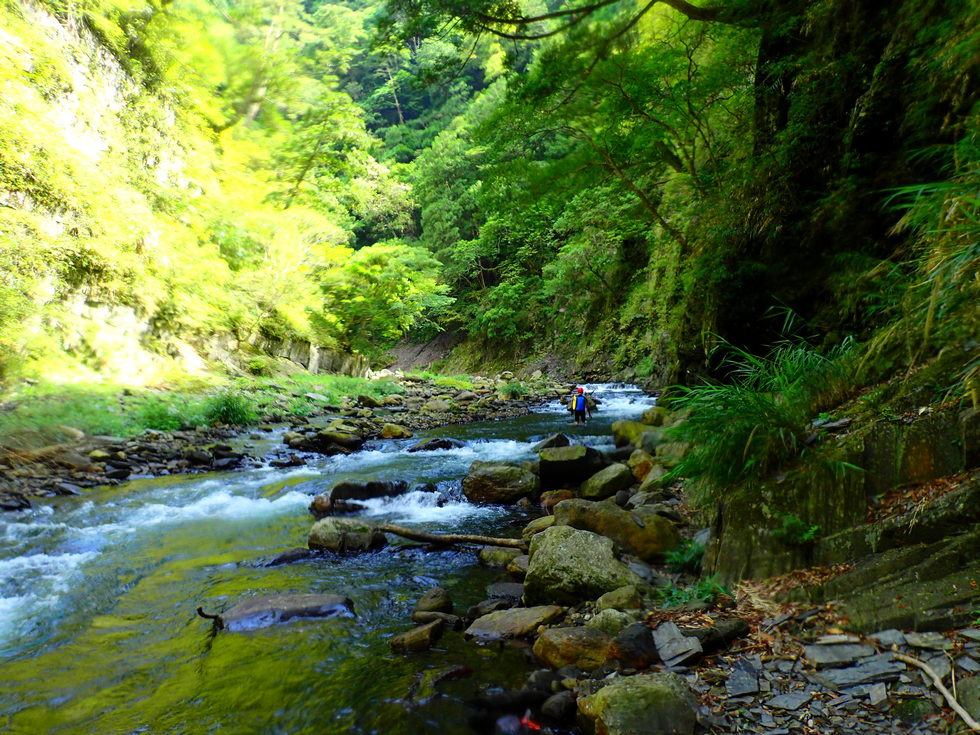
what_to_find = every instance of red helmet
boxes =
[577,387,584,393]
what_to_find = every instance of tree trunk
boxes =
[377,523,527,549]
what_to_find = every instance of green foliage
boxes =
[498,381,530,399]
[667,337,858,498]
[772,513,821,546]
[665,540,705,575]
[659,576,731,609]
[135,397,198,432]
[201,390,257,426]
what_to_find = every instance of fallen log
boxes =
[377,523,526,550]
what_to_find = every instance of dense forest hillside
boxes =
[0,0,977,388]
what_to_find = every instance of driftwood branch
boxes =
[377,524,527,550]
[895,652,980,732]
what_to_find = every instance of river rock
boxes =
[586,609,636,637]
[640,406,670,427]
[462,461,539,504]
[533,433,572,452]
[507,554,529,577]
[407,437,465,452]
[330,479,409,501]
[309,494,366,517]
[287,429,364,455]
[540,489,574,512]
[357,394,383,408]
[654,442,690,468]
[465,605,566,640]
[612,623,660,669]
[533,626,615,670]
[611,420,656,449]
[596,585,643,611]
[577,672,698,735]
[308,517,387,552]
[479,546,523,567]
[422,398,453,413]
[523,515,555,542]
[390,620,444,653]
[579,463,634,500]
[414,587,453,615]
[538,445,606,489]
[552,499,681,562]
[380,423,413,439]
[636,464,669,494]
[524,526,641,606]
[208,593,355,632]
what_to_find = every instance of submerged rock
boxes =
[390,620,444,653]
[330,479,409,501]
[407,437,466,452]
[201,593,354,632]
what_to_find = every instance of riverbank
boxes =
[0,370,575,510]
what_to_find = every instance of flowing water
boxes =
[0,385,654,734]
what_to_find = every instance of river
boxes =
[0,384,654,734]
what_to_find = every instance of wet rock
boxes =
[541,691,577,725]
[205,593,354,632]
[652,622,703,667]
[265,547,317,566]
[478,546,522,568]
[414,586,453,615]
[268,454,305,468]
[462,461,539,504]
[596,585,642,611]
[553,499,682,563]
[309,494,366,518]
[406,664,472,705]
[538,445,606,489]
[308,517,387,553]
[579,463,634,500]
[380,423,413,439]
[524,526,641,606]
[507,554,529,577]
[533,433,572,452]
[532,626,615,670]
[612,623,660,669]
[577,672,698,735]
[390,619,444,653]
[407,437,466,452]
[465,606,565,640]
[330,479,409,501]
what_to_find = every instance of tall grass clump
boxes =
[202,390,257,426]
[667,337,858,497]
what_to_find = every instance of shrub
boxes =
[772,513,821,546]
[202,390,257,426]
[667,337,857,499]
[499,380,530,399]
[135,397,190,431]
[665,540,705,574]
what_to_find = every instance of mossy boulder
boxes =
[462,461,539,504]
[525,526,641,605]
[577,672,698,735]
[532,626,615,670]
[380,423,412,439]
[640,406,670,427]
[308,517,387,553]
[611,421,651,448]
[553,498,682,563]
[579,463,634,500]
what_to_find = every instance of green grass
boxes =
[665,540,705,574]
[498,380,530,399]
[666,337,858,500]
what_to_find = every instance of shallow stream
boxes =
[0,384,654,734]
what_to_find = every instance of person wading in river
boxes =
[569,387,592,425]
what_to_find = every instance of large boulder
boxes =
[532,626,615,670]
[330,479,409,501]
[462,461,539,504]
[533,433,572,452]
[579,463,634,500]
[525,526,641,605]
[308,517,387,552]
[640,406,671,427]
[577,672,698,735]
[204,593,354,632]
[627,450,656,482]
[464,605,566,640]
[553,499,682,563]
[380,423,413,439]
[539,445,606,489]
